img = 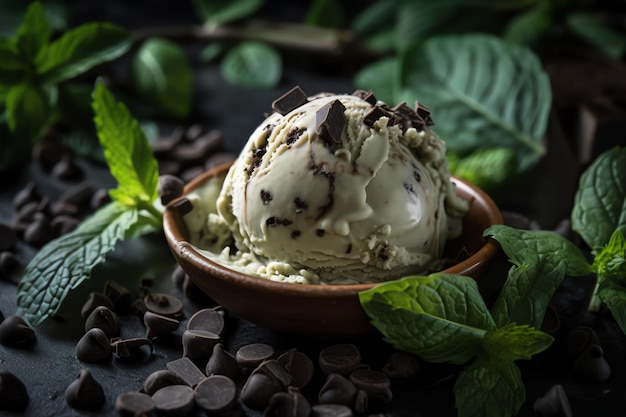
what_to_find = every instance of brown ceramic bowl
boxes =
[163,163,503,338]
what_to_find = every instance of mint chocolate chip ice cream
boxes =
[185,87,468,284]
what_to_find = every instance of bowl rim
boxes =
[163,163,503,296]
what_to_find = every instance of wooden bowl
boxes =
[163,164,503,338]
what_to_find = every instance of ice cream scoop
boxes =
[190,87,468,284]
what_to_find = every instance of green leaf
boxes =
[16,2,52,62]
[36,22,130,84]
[17,203,139,325]
[306,0,344,28]
[593,229,626,281]
[0,40,27,84]
[199,42,225,62]
[454,360,525,417]
[5,83,50,143]
[572,147,626,254]
[567,13,626,60]
[394,1,457,51]
[449,147,518,189]
[353,57,398,105]
[131,38,193,119]
[502,5,550,46]
[193,0,263,29]
[359,274,495,364]
[92,80,159,207]
[598,278,626,334]
[351,0,398,38]
[485,225,592,328]
[398,34,550,172]
[221,41,282,88]
[484,324,553,362]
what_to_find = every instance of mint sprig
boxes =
[359,273,554,417]
[17,81,161,325]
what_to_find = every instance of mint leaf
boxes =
[192,0,263,29]
[598,278,626,334]
[359,274,495,364]
[36,22,130,84]
[17,203,139,325]
[567,13,626,60]
[0,40,27,84]
[449,147,519,190]
[454,359,525,417]
[220,41,282,89]
[16,2,51,62]
[593,229,626,280]
[572,147,626,254]
[484,324,553,362]
[5,83,50,143]
[131,38,193,119]
[92,79,159,208]
[398,34,550,172]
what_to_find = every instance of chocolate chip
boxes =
[206,343,243,381]
[103,280,132,312]
[144,311,180,339]
[0,315,36,346]
[236,343,275,370]
[81,292,115,320]
[253,360,293,387]
[143,370,187,396]
[194,375,238,414]
[57,183,96,208]
[152,385,195,417]
[311,404,353,417]
[363,105,388,128]
[51,215,81,235]
[261,189,273,205]
[353,389,369,414]
[240,372,282,410]
[193,130,223,155]
[277,348,314,389]
[182,329,221,360]
[0,251,23,284]
[0,370,28,411]
[319,344,361,376]
[180,165,205,183]
[533,384,573,417]
[111,337,154,358]
[32,137,65,171]
[294,197,307,213]
[12,182,39,211]
[144,292,183,317]
[382,351,421,378]
[167,357,206,387]
[158,175,185,206]
[76,328,112,363]
[318,373,357,406]
[563,325,601,359]
[90,188,111,210]
[316,99,346,150]
[352,89,377,105]
[204,152,236,170]
[84,306,120,338]
[115,392,156,417]
[349,368,392,403]
[572,343,610,382]
[185,123,204,141]
[272,86,308,115]
[0,223,17,251]
[187,307,226,336]
[52,153,84,181]
[265,388,311,417]
[64,369,105,410]
[316,229,325,237]
[23,213,56,247]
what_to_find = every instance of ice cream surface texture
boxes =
[185,87,468,284]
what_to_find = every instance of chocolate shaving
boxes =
[260,190,272,205]
[316,100,346,151]
[415,101,434,126]
[364,106,388,128]
[286,127,304,145]
[266,217,293,227]
[352,89,377,105]
[272,86,308,115]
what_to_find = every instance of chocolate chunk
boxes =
[182,329,221,360]
[415,101,434,125]
[352,89,377,105]
[533,384,573,417]
[206,343,243,381]
[318,373,357,406]
[316,229,325,237]
[194,375,238,414]
[110,337,154,358]
[240,372,282,410]
[187,307,226,336]
[76,328,112,363]
[349,368,392,403]
[0,370,28,411]
[115,392,156,417]
[382,351,421,378]
[144,311,180,339]
[167,357,206,387]
[143,370,187,396]
[260,189,273,205]
[253,360,293,387]
[103,280,132,312]
[272,86,308,115]
[277,348,314,389]
[572,343,611,382]
[64,369,105,410]
[319,344,361,375]
[265,388,311,417]
[144,292,183,317]
[81,292,115,320]
[152,385,195,417]
[171,197,193,216]
[0,223,17,251]
[0,315,36,346]
[316,99,346,149]
[291,230,301,239]
[0,251,23,284]
[236,343,275,369]
[158,175,185,205]
[84,305,120,338]
[311,404,353,417]
[363,105,388,128]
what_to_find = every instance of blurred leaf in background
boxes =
[193,0,264,30]
[221,41,282,88]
